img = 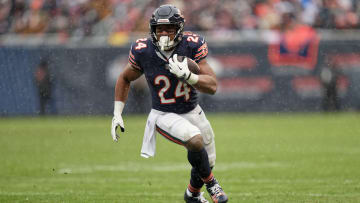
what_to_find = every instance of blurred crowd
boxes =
[0,0,359,44]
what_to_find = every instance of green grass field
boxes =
[1,113,360,202]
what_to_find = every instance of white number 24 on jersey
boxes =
[154,75,191,104]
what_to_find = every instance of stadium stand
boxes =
[0,0,359,45]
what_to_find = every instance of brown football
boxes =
[177,55,200,74]
[175,55,200,74]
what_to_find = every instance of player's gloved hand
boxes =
[168,54,198,85]
[111,101,125,142]
[111,115,124,142]
[168,54,189,80]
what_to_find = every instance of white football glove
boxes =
[168,54,198,85]
[111,101,125,142]
[111,115,124,142]
[168,54,190,80]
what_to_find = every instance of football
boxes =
[166,55,200,74]
[176,55,200,74]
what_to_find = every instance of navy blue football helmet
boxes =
[149,4,185,50]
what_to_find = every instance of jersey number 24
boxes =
[155,75,191,104]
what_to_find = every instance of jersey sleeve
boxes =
[128,43,143,72]
[192,35,209,63]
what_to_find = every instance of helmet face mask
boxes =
[149,4,185,51]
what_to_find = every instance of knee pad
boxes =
[182,108,216,167]
[198,121,216,167]
[205,140,216,167]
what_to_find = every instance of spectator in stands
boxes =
[1,0,360,41]
[268,1,320,71]
[315,0,359,29]
[10,0,49,34]
[0,0,12,34]
[34,59,53,115]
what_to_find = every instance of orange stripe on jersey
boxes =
[194,49,208,59]
[195,44,208,60]
[197,43,207,52]
[195,51,205,59]
[129,51,140,67]
[129,50,135,59]
[128,57,138,66]
[129,52,137,63]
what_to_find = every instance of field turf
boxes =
[0,113,360,202]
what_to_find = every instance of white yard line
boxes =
[57,162,288,174]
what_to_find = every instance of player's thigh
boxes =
[183,106,215,145]
[156,113,201,145]
[182,106,216,166]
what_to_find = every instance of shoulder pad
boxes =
[182,33,208,62]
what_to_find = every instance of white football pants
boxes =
[153,105,216,167]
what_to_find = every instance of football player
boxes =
[111,4,228,203]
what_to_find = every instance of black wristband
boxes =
[186,72,192,81]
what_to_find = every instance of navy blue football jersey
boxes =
[128,33,209,114]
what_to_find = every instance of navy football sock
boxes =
[190,167,205,190]
[187,148,212,181]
